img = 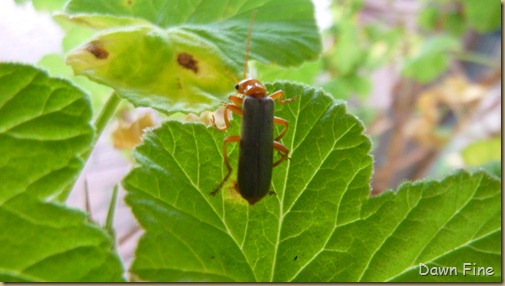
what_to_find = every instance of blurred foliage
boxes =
[462,137,501,167]
[257,0,500,102]
[462,0,501,33]
[14,0,67,11]
[31,0,67,11]
[405,75,488,149]
[401,35,461,83]
[111,111,157,150]
[417,0,501,34]
[257,0,402,102]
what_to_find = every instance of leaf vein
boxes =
[356,188,425,281]
[163,125,254,279]
[410,174,484,264]
[288,164,369,281]
[270,84,304,281]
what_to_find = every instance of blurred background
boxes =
[1,0,501,269]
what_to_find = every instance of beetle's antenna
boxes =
[243,10,257,79]
[223,66,239,84]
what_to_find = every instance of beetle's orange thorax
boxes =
[236,78,267,98]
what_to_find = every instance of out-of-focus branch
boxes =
[372,79,423,194]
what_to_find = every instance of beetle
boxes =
[210,12,296,205]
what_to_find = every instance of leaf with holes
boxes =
[0,63,124,281]
[62,0,321,114]
[122,81,501,282]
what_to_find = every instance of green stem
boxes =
[96,93,121,141]
[82,91,122,159]
[55,92,122,203]
[453,52,498,68]
[105,185,119,244]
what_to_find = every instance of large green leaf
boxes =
[122,81,501,282]
[63,0,321,114]
[0,64,92,203]
[0,64,124,281]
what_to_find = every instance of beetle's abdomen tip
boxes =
[245,196,262,205]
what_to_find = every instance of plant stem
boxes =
[96,92,122,141]
[453,52,498,68]
[105,185,119,245]
[55,92,122,203]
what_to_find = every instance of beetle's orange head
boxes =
[235,78,267,98]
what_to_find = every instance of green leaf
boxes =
[462,0,501,33]
[320,74,371,100]
[477,161,501,180]
[417,4,466,36]
[417,6,439,32]
[37,54,113,114]
[122,81,501,282]
[63,0,321,114]
[329,171,500,282]
[0,63,124,281]
[14,0,30,5]
[462,137,501,167]
[255,60,323,85]
[0,196,124,282]
[445,10,466,36]
[123,82,371,281]
[331,18,363,75]
[402,36,460,83]
[0,63,93,202]
[31,0,68,11]
[461,137,501,179]
[361,25,402,69]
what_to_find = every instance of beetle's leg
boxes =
[273,141,290,167]
[228,95,244,106]
[211,135,241,196]
[222,135,240,175]
[211,103,243,131]
[273,116,289,142]
[269,90,297,104]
